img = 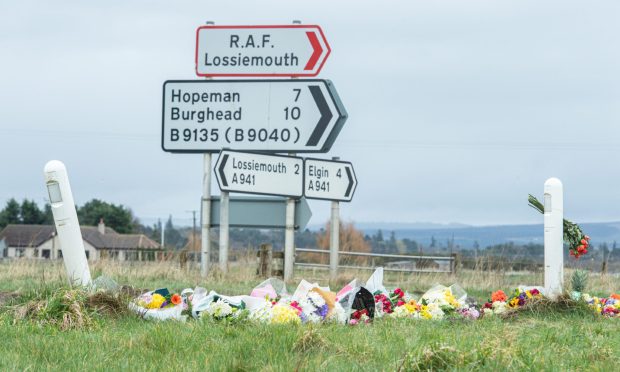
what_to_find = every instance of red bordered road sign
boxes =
[195,25,331,77]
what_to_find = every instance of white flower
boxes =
[249,300,273,322]
[327,303,347,324]
[206,299,233,319]
[297,298,317,317]
[492,301,507,314]
[391,305,410,318]
[307,291,326,307]
[483,308,494,317]
[306,313,322,323]
[426,303,445,319]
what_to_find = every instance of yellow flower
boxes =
[419,305,432,320]
[525,291,533,299]
[146,293,165,309]
[404,303,418,314]
[509,298,520,308]
[271,304,301,324]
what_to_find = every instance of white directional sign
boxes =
[304,158,357,202]
[161,79,347,153]
[214,150,303,198]
[195,25,330,77]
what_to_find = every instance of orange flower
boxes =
[171,293,182,305]
[491,290,507,303]
[611,294,620,300]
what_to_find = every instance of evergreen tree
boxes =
[0,198,21,228]
[20,199,45,224]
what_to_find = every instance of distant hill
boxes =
[359,221,620,249]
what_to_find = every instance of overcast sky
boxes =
[1,0,618,227]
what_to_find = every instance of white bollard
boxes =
[544,177,564,298]
[44,160,91,286]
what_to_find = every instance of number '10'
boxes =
[284,107,301,120]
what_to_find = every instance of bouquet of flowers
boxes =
[130,288,186,321]
[507,287,542,308]
[390,299,421,318]
[582,293,620,317]
[528,194,590,258]
[420,285,464,313]
[349,308,371,325]
[482,290,508,316]
[374,288,405,316]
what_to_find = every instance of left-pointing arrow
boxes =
[218,154,229,187]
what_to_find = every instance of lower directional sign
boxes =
[304,158,357,202]
[215,150,303,197]
[208,196,312,230]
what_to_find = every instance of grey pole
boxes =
[284,152,297,281]
[219,190,230,273]
[284,19,302,282]
[200,20,215,277]
[329,156,340,281]
[201,153,212,277]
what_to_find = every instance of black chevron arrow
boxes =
[305,85,333,146]
[218,154,229,187]
[345,166,354,198]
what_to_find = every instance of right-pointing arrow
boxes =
[304,31,323,71]
[305,85,333,147]
[218,154,229,187]
[345,166,354,197]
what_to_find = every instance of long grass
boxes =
[1,258,620,370]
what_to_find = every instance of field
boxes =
[1,259,620,371]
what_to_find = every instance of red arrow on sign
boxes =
[195,25,331,77]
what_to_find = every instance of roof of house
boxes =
[0,225,55,248]
[0,224,161,250]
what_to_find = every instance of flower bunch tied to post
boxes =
[528,194,590,258]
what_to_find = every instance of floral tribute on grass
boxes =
[128,268,620,324]
[528,194,590,258]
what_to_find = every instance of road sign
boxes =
[208,196,312,230]
[161,79,347,153]
[214,150,303,197]
[195,25,330,77]
[304,158,357,202]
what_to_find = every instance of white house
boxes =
[0,221,161,261]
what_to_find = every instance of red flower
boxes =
[171,294,182,305]
[530,289,540,296]
[393,288,404,298]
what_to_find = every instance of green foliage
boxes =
[77,199,136,234]
[0,198,53,229]
[571,270,589,293]
[0,198,20,228]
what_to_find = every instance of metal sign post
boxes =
[283,152,297,282]
[330,199,340,282]
[544,177,564,298]
[201,153,212,277]
[195,25,331,77]
[219,190,230,273]
[161,79,347,153]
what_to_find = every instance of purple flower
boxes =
[316,304,329,318]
